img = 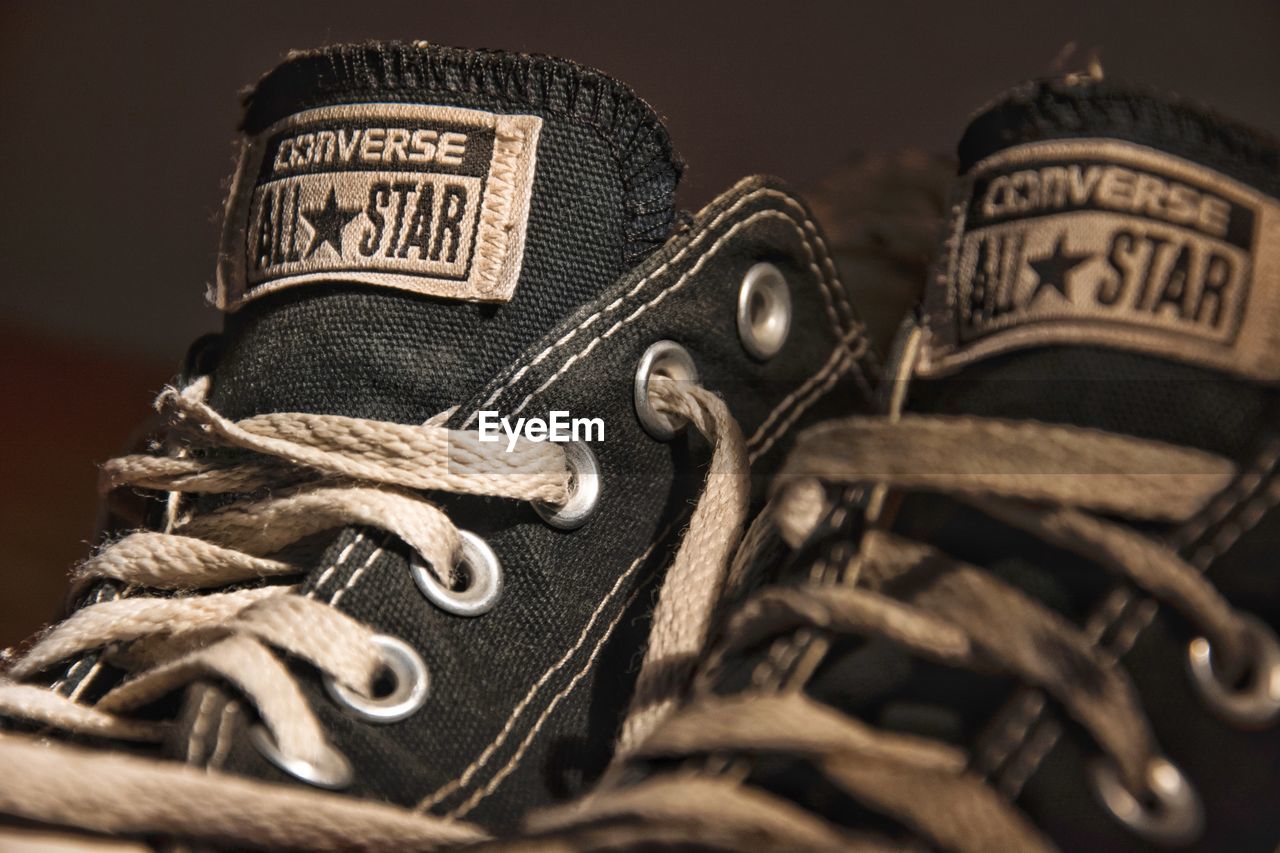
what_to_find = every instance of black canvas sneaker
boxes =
[487,76,1280,852]
[0,42,876,849]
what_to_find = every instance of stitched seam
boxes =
[991,444,1280,795]
[186,688,217,765]
[245,45,683,259]
[416,531,670,811]
[463,188,848,427]
[748,349,858,465]
[431,197,858,769]
[445,580,650,818]
[975,690,1046,777]
[329,540,389,608]
[463,194,773,425]
[462,186,772,426]
[745,330,865,452]
[308,534,364,600]
[754,510,861,694]
[1173,440,1280,550]
[183,532,366,769]
[999,717,1061,797]
[53,588,114,698]
[977,587,1128,774]
[1190,462,1280,569]
[64,659,104,703]
[502,209,843,422]
[208,701,240,770]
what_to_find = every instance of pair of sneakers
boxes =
[1,42,1277,852]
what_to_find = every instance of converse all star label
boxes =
[919,139,1280,381]
[216,103,542,309]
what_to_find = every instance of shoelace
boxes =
[0,373,750,850]
[530,413,1280,852]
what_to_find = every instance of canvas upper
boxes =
[0,41,876,847]
[482,75,1280,853]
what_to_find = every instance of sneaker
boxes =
[496,75,1280,851]
[0,41,876,849]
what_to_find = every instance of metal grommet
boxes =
[634,340,699,441]
[324,634,430,724]
[533,441,601,530]
[737,262,792,360]
[248,724,352,790]
[1089,756,1203,845]
[410,529,503,617]
[1187,613,1280,728]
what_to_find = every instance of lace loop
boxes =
[557,412,1255,850]
[0,370,754,845]
[1,381,578,767]
[617,376,750,752]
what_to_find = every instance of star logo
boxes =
[301,187,361,258]
[1027,233,1092,305]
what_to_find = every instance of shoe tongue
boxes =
[909,78,1280,459]
[207,42,681,423]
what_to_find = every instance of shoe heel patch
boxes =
[216,103,542,310]
[919,138,1280,381]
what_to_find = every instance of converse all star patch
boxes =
[217,103,542,308]
[920,138,1280,381]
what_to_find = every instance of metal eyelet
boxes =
[410,529,503,617]
[737,262,791,360]
[248,724,352,790]
[1089,755,1203,845]
[1187,613,1280,728]
[533,441,601,530]
[634,340,699,441]
[323,634,429,723]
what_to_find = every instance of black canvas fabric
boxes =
[892,78,1280,853]
[174,173,873,830]
[911,75,1280,464]
[0,42,878,841]
[212,42,683,424]
[174,46,875,830]
[594,79,1280,852]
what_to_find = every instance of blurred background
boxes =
[2,0,1278,646]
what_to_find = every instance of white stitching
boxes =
[329,542,387,608]
[185,688,217,764]
[208,700,240,770]
[445,580,651,818]
[1173,439,1280,551]
[345,189,856,801]
[418,206,862,805]
[999,717,1061,797]
[976,584,1128,774]
[745,329,864,452]
[975,690,1046,777]
[1191,467,1280,570]
[503,209,844,422]
[992,443,1280,795]
[53,588,113,697]
[308,533,363,600]
[748,348,859,464]
[463,189,851,427]
[416,532,669,811]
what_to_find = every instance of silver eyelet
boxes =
[533,441,601,530]
[248,724,352,790]
[1187,613,1280,728]
[634,340,699,441]
[737,262,791,360]
[323,634,429,723]
[410,529,503,617]
[1089,756,1202,845]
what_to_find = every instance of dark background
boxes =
[2,0,1278,646]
